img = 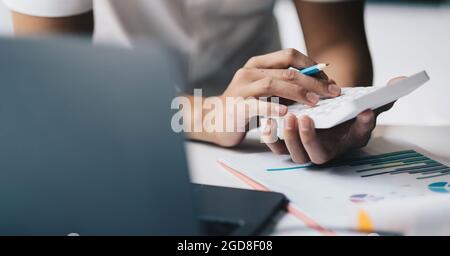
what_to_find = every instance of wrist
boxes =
[185,95,222,144]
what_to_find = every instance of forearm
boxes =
[295,0,372,87]
[11,11,94,37]
[182,95,219,144]
[309,42,373,87]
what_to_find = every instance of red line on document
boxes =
[217,160,335,236]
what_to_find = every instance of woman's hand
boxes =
[222,48,340,103]
[262,77,405,164]
[203,49,340,147]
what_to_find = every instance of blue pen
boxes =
[289,63,329,76]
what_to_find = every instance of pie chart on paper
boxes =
[428,182,450,193]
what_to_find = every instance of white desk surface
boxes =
[186,125,450,236]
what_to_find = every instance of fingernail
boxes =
[328,84,341,96]
[300,117,312,131]
[275,104,288,115]
[285,115,293,130]
[263,119,273,134]
[279,105,288,114]
[306,92,320,103]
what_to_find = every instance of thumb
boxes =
[387,76,407,86]
[375,76,408,115]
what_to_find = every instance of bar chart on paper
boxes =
[267,150,450,180]
[346,150,449,179]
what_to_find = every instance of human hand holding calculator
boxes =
[264,71,429,139]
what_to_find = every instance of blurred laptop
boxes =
[0,37,286,236]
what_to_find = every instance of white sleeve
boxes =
[3,0,93,17]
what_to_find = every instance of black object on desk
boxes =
[0,37,286,236]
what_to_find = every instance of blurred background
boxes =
[0,0,449,126]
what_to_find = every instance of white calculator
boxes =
[264,71,429,138]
